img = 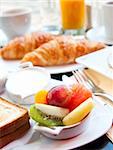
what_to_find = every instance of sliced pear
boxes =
[35,103,69,118]
[63,98,94,126]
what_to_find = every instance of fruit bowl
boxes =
[33,112,91,140]
[30,84,94,140]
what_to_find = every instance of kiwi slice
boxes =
[30,105,64,127]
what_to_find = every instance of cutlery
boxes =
[72,69,113,104]
[71,69,113,118]
[62,72,113,122]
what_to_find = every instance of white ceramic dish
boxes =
[86,27,113,45]
[76,46,113,80]
[45,63,82,74]
[5,62,50,104]
[34,113,91,140]
[0,58,83,74]
[4,98,112,150]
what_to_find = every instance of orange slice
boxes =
[35,90,48,104]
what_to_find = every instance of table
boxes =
[0,71,112,150]
[0,2,112,149]
[0,43,112,150]
[51,72,113,150]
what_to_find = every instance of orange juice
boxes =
[60,0,85,29]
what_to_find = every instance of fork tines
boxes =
[72,69,92,90]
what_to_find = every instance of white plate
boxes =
[44,63,81,74]
[86,27,113,45]
[0,58,82,74]
[0,59,20,73]
[76,46,113,80]
[8,98,112,150]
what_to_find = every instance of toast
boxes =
[0,121,30,149]
[0,98,30,148]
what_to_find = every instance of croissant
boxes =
[1,32,55,60]
[21,37,105,66]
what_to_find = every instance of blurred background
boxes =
[0,0,110,31]
[0,0,60,32]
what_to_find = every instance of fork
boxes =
[72,69,113,105]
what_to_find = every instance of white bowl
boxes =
[34,113,91,140]
[5,62,50,104]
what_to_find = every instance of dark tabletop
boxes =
[51,72,113,150]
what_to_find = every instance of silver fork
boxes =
[72,69,113,105]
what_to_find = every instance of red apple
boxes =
[47,85,71,108]
[47,84,92,111]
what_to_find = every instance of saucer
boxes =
[86,27,113,45]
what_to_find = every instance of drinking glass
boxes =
[60,0,85,35]
[91,0,103,28]
[39,0,61,35]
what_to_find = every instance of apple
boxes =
[47,84,92,111]
[47,85,71,108]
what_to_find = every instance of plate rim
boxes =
[0,58,82,74]
[76,47,113,80]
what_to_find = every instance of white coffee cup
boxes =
[103,2,113,40]
[0,7,32,40]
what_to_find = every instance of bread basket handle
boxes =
[19,62,33,69]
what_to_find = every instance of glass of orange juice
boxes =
[60,0,85,35]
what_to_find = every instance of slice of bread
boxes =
[0,97,30,139]
[0,121,30,149]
